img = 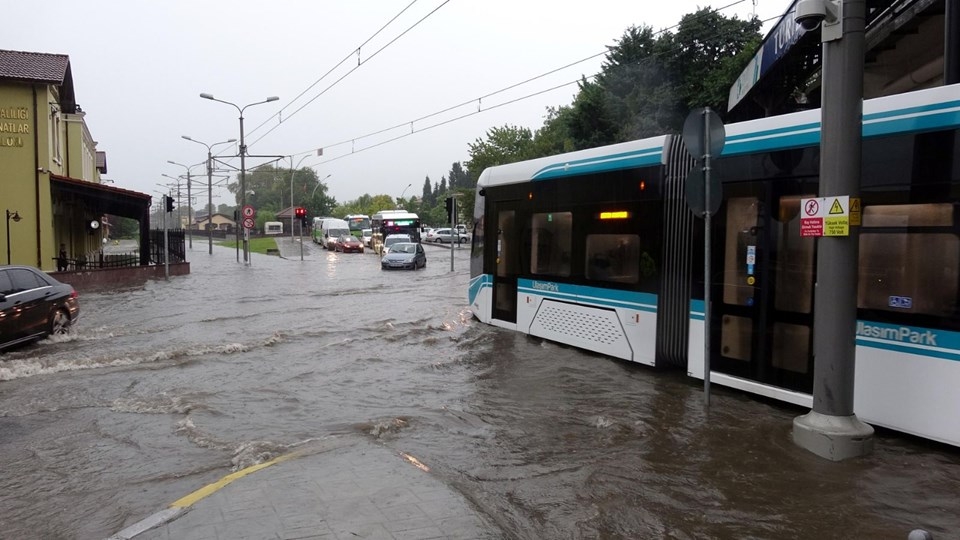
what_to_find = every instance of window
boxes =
[529,212,572,277]
[585,234,642,284]
[858,203,959,317]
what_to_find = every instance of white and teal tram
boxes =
[468,84,960,447]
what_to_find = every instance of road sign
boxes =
[242,205,255,219]
[800,196,849,237]
[242,217,255,230]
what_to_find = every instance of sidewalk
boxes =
[111,436,498,540]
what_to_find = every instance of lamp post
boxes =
[167,159,205,249]
[289,155,312,246]
[399,183,412,208]
[310,174,333,200]
[199,93,279,265]
[182,136,237,254]
[5,209,21,264]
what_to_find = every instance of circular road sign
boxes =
[242,205,256,219]
[682,107,725,159]
[242,217,256,229]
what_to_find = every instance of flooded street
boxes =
[1,239,958,539]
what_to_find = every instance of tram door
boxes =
[712,190,817,393]
[491,204,520,323]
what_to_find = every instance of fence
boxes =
[149,229,186,264]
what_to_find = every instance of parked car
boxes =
[382,234,413,254]
[361,228,373,248]
[380,242,426,270]
[335,234,364,253]
[0,265,80,352]
[425,228,468,244]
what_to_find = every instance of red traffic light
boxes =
[295,207,305,218]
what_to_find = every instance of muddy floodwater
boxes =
[1,240,958,539]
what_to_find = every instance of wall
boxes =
[0,84,40,266]
[49,262,191,293]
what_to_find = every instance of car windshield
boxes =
[392,243,416,254]
[329,229,348,237]
[385,236,410,246]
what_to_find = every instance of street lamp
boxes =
[167,159,205,249]
[182,136,237,254]
[399,183,412,208]
[199,93,279,265]
[310,174,332,200]
[289,155,312,246]
[5,209,21,264]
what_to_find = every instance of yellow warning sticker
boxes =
[850,197,861,226]
[829,198,845,214]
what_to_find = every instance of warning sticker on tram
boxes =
[800,196,849,237]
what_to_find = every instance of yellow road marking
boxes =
[170,453,295,509]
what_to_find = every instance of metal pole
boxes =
[793,0,874,460]
[5,211,11,265]
[291,157,295,249]
[207,150,214,255]
[240,113,248,265]
[186,170,192,249]
[449,197,455,272]
[163,197,169,280]
[703,109,713,406]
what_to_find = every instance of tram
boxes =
[468,84,960,447]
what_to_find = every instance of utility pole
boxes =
[793,0,874,460]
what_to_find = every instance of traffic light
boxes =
[295,207,307,227]
[445,197,454,223]
[165,195,175,213]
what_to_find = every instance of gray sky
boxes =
[8,0,782,207]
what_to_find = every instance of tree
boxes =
[465,125,535,183]
[448,162,470,190]
[421,176,435,207]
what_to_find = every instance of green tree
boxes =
[448,162,470,190]
[420,176,434,207]
[465,125,535,183]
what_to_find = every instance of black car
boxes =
[0,265,80,352]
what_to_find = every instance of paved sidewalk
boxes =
[111,436,499,540]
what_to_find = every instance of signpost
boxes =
[682,107,725,406]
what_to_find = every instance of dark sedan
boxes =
[0,265,80,352]
[380,242,426,270]
[335,234,364,253]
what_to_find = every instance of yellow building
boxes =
[1,48,151,270]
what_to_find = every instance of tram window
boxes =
[530,212,572,277]
[585,234,642,284]
[858,203,959,317]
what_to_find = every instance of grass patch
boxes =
[218,237,278,255]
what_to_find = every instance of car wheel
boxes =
[50,309,70,335]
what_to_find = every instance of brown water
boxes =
[0,240,956,539]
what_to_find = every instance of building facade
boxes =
[1,49,152,270]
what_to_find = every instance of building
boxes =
[193,212,236,232]
[0,48,152,270]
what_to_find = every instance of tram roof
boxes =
[477,135,669,188]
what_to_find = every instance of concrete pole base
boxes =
[793,411,875,461]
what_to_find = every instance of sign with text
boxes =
[800,196,849,237]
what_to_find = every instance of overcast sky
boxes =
[8,0,783,207]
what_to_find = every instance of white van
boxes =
[264,221,283,235]
[316,218,350,250]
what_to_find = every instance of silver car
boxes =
[380,242,426,270]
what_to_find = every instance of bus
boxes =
[371,210,420,253]
[468,83,960,448]
[344,214,371,239]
